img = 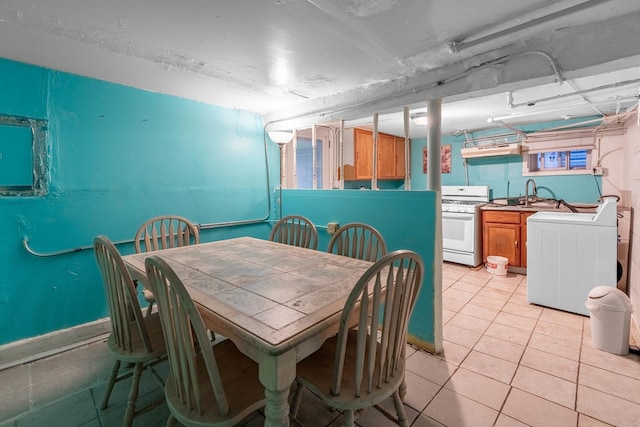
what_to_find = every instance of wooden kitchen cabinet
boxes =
[346,128,406,180]
[482,210,535,269]
[354,128,373,179]
[377,132,396,179]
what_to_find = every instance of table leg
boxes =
[259,349,296,427]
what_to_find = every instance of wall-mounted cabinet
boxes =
[342,128,406,181]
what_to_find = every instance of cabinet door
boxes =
[483,222,521,267]
[395,136,406,179]
[377,133,396,179]
[354,128,373,180]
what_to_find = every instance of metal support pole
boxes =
[403,106,411,190]
[372,113,379,190]
[427,99,442,191]
[278,143,285,219]
[312,125,318,189]
[339,120,345,189]
[427,98,443,354]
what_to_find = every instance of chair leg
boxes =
[123,362,144,427]
[399,377,407,402]
[344,409,355,427]
[166,414,178,427]
[145,300,154,317]
[100,359,121,409]
[290,382,304,418]
[392,390,409,427]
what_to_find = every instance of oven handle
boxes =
[442,212,475,220]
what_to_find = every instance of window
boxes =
[0,115,49,196]
[529,149,589,172]
[283,128,333,189]
[521,129,598,176]
[296,138,323,189]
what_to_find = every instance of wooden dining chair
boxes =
[144,255,266,427]
[93,235,167,427]
[290,250,424,427]
[269,214,318,249]
[134,215,200,316]
[327,222,388,262]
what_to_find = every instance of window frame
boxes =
[521,131,597,177]
[523,148,593,176]
[0,114,49,196]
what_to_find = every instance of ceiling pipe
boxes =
[513,51,563,85]
[508,78,640,108]
[489,119,527,137]
[447,0,613,54]
[463,131,520,144]
[488,95,639,122]
[567,80,605,116]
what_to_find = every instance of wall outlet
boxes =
[592,167,605,176]
[327,222,340,235]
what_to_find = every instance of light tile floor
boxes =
[1,262,639,426]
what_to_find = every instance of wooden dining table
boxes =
[122,236,373,427]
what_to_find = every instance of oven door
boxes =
[442,211,476,253]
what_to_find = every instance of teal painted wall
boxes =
[0,55,604,348]
[279,189,438,346]
[0,58,278,345]
[410,119,604,203]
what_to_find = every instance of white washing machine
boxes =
[527,197,618,316]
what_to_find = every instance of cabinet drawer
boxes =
[483,210,520,224]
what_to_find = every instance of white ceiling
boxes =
[0,0,638,138]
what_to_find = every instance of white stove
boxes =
[442,186,489,266]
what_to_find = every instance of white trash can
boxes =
[585,286,634,355]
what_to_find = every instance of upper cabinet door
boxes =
[346,128,409,181]
[377,133,396,179]
[354,128,373,180]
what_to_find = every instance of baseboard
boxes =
[0,318,111,371]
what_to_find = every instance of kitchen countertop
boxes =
[481,199,600,213]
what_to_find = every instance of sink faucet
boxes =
[525,178,538,206]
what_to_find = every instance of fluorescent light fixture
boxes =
[267,130,294,145]
[410,112,428,126]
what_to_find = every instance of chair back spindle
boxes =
[135,215,200,253]
[269,215,318,249]
[327,222,387,262]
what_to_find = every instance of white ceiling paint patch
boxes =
[345,0,400,18]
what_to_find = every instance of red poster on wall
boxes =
[423,145,452,173]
